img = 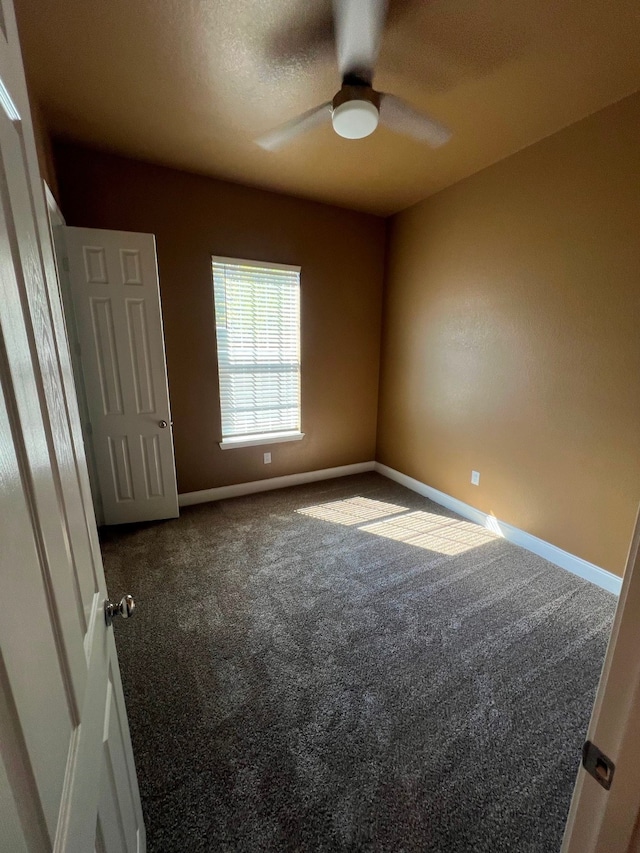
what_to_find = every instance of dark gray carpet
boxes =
[101,472,616,853]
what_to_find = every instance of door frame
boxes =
[562,505,640,852]
[44,181,105,524]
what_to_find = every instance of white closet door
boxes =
[64,226,179,525]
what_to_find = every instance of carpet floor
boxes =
[101,472,616,853]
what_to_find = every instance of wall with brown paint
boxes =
[377,92,640,576]
[29,94,58,199]
[54,142,385,494]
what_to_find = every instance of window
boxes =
[212,257,303,449]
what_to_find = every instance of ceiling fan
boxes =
[256,0,452,151]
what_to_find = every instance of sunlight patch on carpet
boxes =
[297,496,500,556]
[360,511,498,555]
[297,496,409,526]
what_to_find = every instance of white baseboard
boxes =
[374,462,622,596]
[179,461,376,507]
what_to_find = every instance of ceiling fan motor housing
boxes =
[331,84,380,139]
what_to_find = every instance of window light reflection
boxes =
[296,497,499,556]
[297,496,408,526]
[361,511,497,555]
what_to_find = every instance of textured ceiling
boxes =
[15,0,640,215]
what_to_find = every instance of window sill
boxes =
[219,431,305,450]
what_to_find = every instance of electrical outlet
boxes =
[263,452,272,464]
[471,470,480,486]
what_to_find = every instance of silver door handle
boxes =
[105,594,135,626]
[159,420,168,428]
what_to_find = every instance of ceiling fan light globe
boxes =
[331,99,379,139]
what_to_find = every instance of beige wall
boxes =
[54,142,385,494]
[377,92,640,576]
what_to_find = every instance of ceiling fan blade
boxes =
[333,0,388,82]
[255,101,332,151]
[379,93,452,147]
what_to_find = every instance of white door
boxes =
[64,226,179,525]
[562,508,640,853]
[0,0,145,848]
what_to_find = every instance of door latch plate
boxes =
[582,740,615,790]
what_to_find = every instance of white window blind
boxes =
[212,257,301,442]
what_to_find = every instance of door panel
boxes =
[562,511,640,853]
[92,296,125,416]
[0,752,30,853]
[141,433,165,497]
[126,298,156,414]
[0,0,145,848]
[64,226,179,525]
[0,381,74,836]
[101,677,138,852]
[0,110,87,715]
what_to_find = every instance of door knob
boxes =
[104,594,135,626]
[158,419,168,428]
